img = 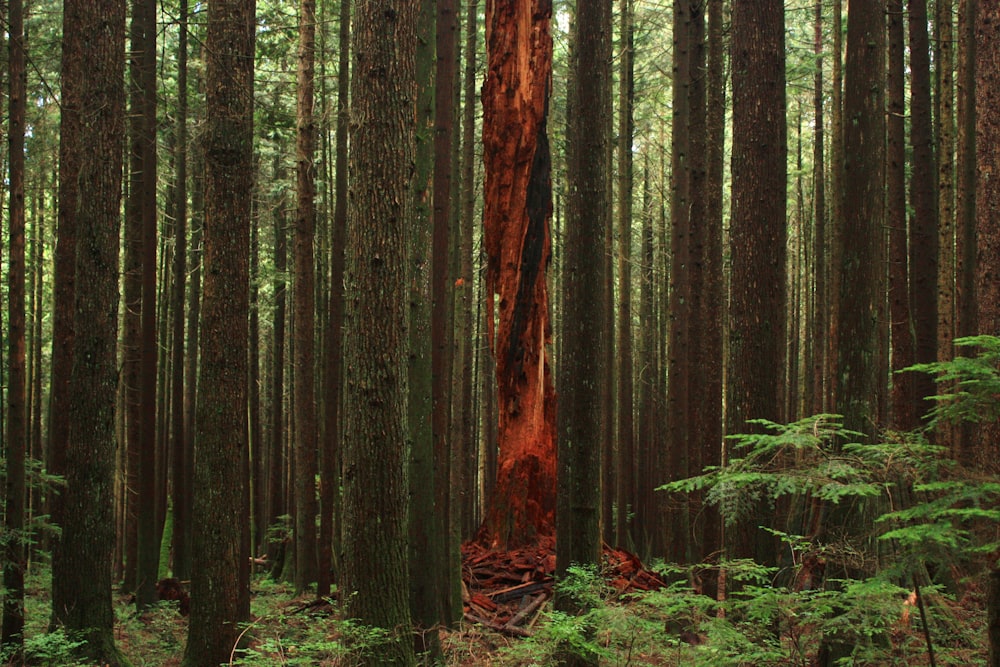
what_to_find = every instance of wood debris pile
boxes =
[460,537,666,637]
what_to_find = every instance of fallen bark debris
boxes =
[460,537,666,634]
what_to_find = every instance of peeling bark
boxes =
[481,0,557,549]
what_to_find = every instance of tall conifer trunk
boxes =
[184,0,255,660]
[52,0,128,660]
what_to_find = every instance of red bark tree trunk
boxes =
[480,0,557,550]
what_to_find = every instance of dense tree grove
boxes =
[1,0,999,664]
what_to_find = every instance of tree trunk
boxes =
[341,0,418,660]
[134,0,161,610]
[700,0,725,567]
[908,0,939,423]
[48,0,83,620]
[184,0,255,660]
[3,0,27,649]
[170,0,190,581]
[408,0,439,651]
[293,0,319,593]
[614,0,635,553]
[888,0,915,431]
[433,0,459,624]
[837,0,886,442]
[811,0,827,417]
[557,0,611,588]
[480,0,557,549]
[319,0,350,602]
[665,0,692,564]
[267,172,288,575]
[53,0,128,659]
[976,0,1000,473]
[727,0,787,563]
[955,0,977,465]
[936,0,957,440]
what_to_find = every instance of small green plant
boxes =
[0,629,88,667]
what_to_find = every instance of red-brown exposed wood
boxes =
[480,0,557,549]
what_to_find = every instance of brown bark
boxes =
[889,0,915,431]
[320,0,350,602]
[3,0,27,647]
[48,0,83,617]
[811,0,827,416]
[955,0,977,465]
[557,0,612,579]
[170,0,190,581]
[293,0,319,592]
[975,0,1000,471]
[908,0,939,423]
[53,0,128,660]
[480,0,557,549]
[666,0,692,563]
[341,0,418,660]
[615,0,636,551]
[727,0,787,562]
[133,0,160,610]
[184,0,255,660]
[838,0,885,441]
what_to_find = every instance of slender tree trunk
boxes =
[615,0,635,553]
[908,0,939,422]
[3,0,27,648]
[558,0,611,587]
[666,0,691,564]
[480,0,557,549]
[837,0,886,442]
[48,0,83,618]
[184,0,255,660]
[267,174,288,575]
[811,0,826,416]
[937,0,957,392]
[955,0,977,465]
[975,0,1000,471]
[889,0,915,431]
[342,0,418,660]
[686,0,708,563]
[293,0,320,592]
[700,0,725,567]
[408,0,439,651]
[432,0,458,623]
[53,0,128,659]
[459,0,479,540]
[320,0,349,600]
[727,0,787,563]
[828,0,845,411]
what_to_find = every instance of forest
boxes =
[0,0,999,664]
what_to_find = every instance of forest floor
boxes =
[14,546,989,666]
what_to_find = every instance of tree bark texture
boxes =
[294,0,320,592]
[184,0,255,662]
[976,0,1000,473]
[48,0,83,620]
[888,0,915,432]
[558,0,611,577]
[837,0,886,441]
[727,0,787,561]
[481,0,557,549]
[341,0,418,661]
[53,0,128,661]
[908,0,939,422]
[3,0,27,648]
